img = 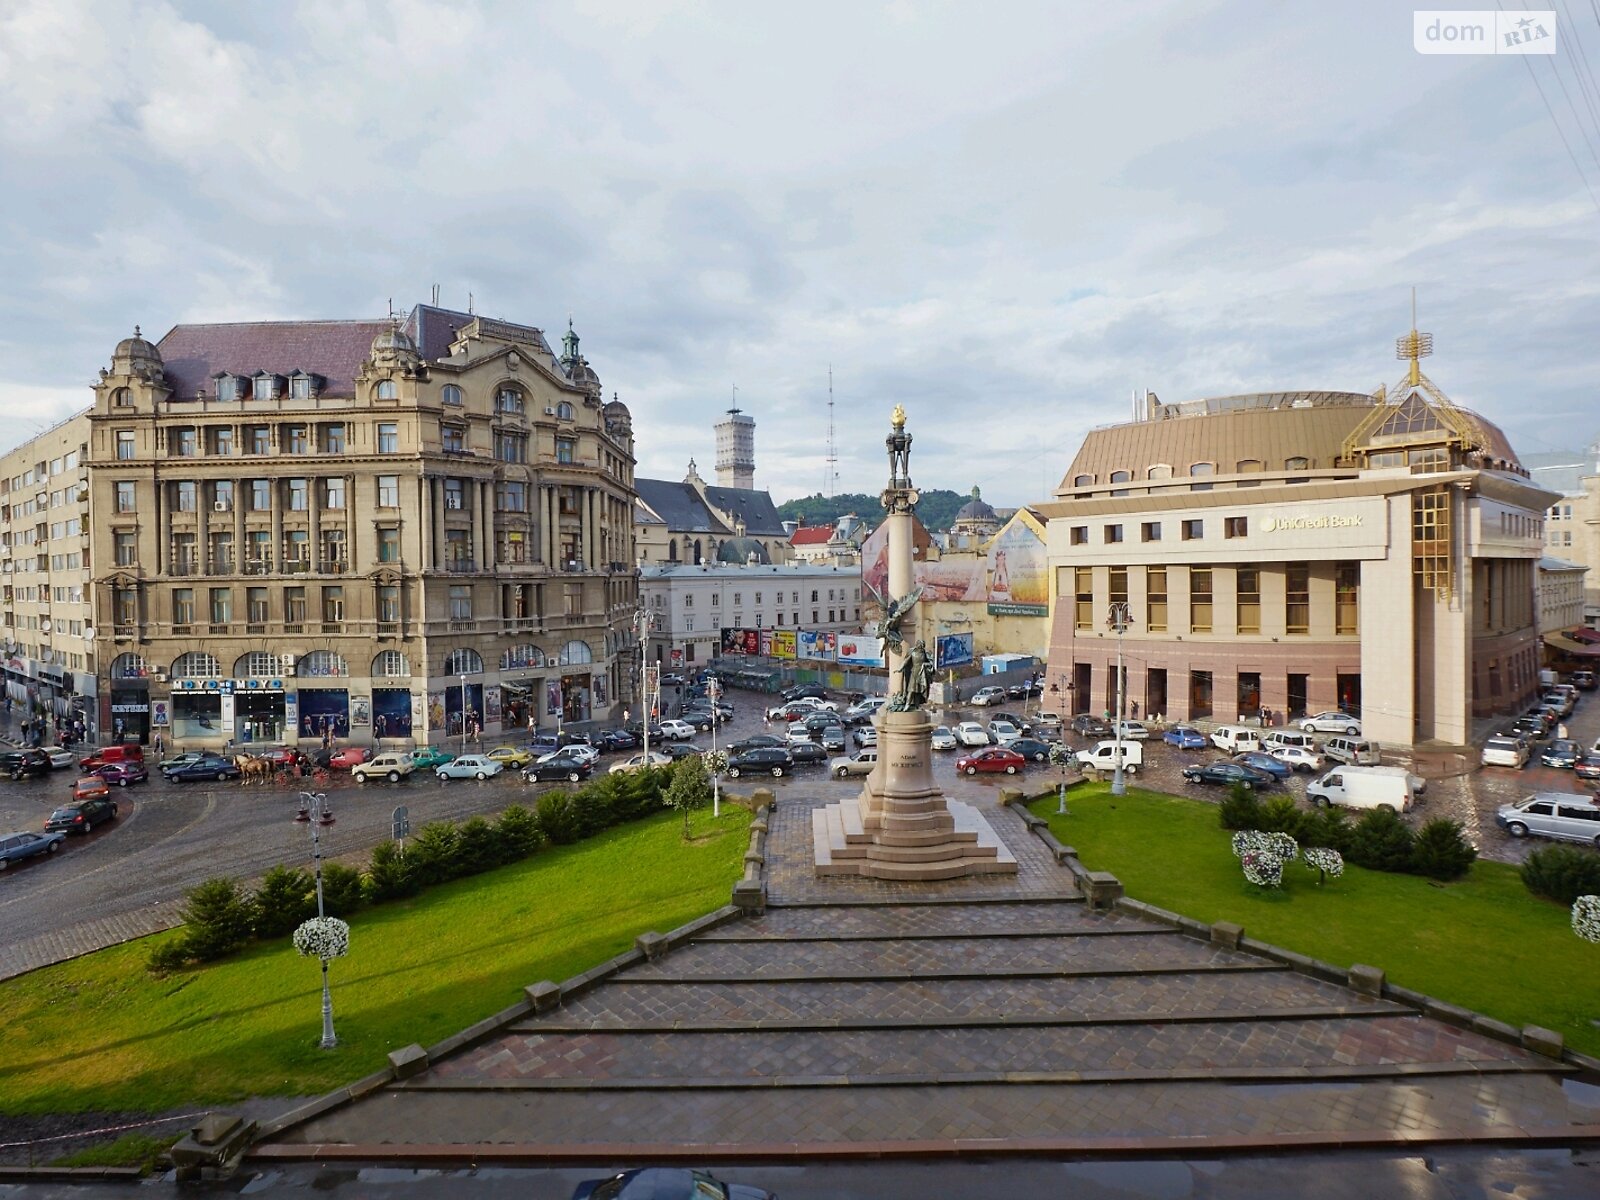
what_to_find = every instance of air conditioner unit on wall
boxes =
[544,408,556,416]
[214,501,231,511]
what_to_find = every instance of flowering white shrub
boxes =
[1574,895,1600,944]
[293,916,351,960]
[703,750,729,774]
[1241,851,1283,888]
[1231,830,1298,863]
[1303,846,1344,883]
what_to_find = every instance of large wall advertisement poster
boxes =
[836,633,886,668]
[934,631,975,669]
[986,517,1050,616]
[771,630,797,659]
[797,630,838,660]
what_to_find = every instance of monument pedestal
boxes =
[814,709,1018,880]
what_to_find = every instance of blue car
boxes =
[166,755,241,783]
[1163,726,1207,750]
[1233,751,1292,780]
[0,829,66,870]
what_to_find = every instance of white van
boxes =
[1306,766,1415,813]
[1075,740,1143,774]
[1323,736,1381,766]
[1262,729,1318,753]
[1210,725,1263,753]
[1496,792,1600,846]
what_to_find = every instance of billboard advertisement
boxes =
[934,631,974,669]
[987,515,1050,616]
[863,518,984,603]
[720,628,761,656]
[797,630,837,660]
[836,633,886,668]
[771,630,797,659]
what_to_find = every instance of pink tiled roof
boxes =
[157,320,390,401]
[790,526,834,545]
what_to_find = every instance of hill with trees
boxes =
[776,489,973,533]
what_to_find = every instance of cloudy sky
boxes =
[2,0,1597,506]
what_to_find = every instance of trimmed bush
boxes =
[567,785,614,839]
[1294,805,1352,854]
[407,821,463,887]
[252,866,317,939]
[146,939,191,975]
[496,804,544,859]
[454,817,504,876]
[1218,783,1264,831]
[1256,795,1301,834]
[1521,845,1600,905]
[178,878,257,962]
[1409,818,1478,881]
[1347,808,1416,873]
[318,863,366,917]
[536,790,580,844]
[365,839,419,902]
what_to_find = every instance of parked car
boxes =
[819,726,847,752]
[765,702,810,723]
[728,736,784,755]
[72,775,112,802]
[987,720,1022,746]
[1262,729,1319,754]
[1034,711,1063,732]
[851,726,879,749]
[678,710,723,731]
[831,749,878,778]
[46,796,119,835]
[788,741,829,765]
[1210,725,1263,754]
[38,746,77,770]
[1495,792,1600,846]
[1163,726,1207,751]
[784,725,818,746]
[484,746,534,769]
[78,744,144,772]
[956,747,1027,776]
[661,743,703,760]
[1323,736,1382,766]
[351,753,417,783]
[929,726,956,752]
[1076,740,1143,775]
[1299,712,1361,736]
[0,830,66,870]
[802,712,843,733]
[593,729,640,753]
[436,755,503,781]
[1481,736,1530,769]
[1182,761,1274,789]
[540,744,600,767]
[96,761,149,787]
[1574,752,1600,780]
[523,755,593,783]
[990,712,1033,735]
[1572,668,1597,690]
[658,719,697,741]
[166,755,242,783]
[781,684,830,703]
[971,686,1007,707]
[608,751,674,774]
[408,747,455,770]
[328,747,371,770]
[1231,751,1291,781]
[1307,766,1416,813]
[159,750,211,775]
[843,698,886,725]
[1071,715,1112,738]
[571,1166,775,1200]
[1542,739,1582,769]
[1,750,53,780]
[1542,690,1576,718]
[1269,745,1325,773]
[726,747,793,778]
[1520,707,1557,735]
[532,730,591,754]
[954,721,991,748]
[1112,720,1151,741]
[1009,738,1053,763]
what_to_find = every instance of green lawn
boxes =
[0,805,750,1115]
[1035,784,1600,1057]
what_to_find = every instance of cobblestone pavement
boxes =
[264,692,1598,1157]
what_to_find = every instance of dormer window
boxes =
[1285,456,1310,470]
[1072,474,1094,488]
[112,388,132,407]
[214,374,243,401]
[252,372,282,401]
[375,379,398,401]
[288,371,320,400]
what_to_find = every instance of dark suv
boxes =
[1071,715,1112,738]
[726,747,794,778]
[782,685,829,703]
[1,750,51,781]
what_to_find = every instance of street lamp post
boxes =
[458,672,467,753]
[1107,602,1132,797]
[293,791,338,1049]
[708,675,722,817]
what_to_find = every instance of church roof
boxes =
[635,479,729,534]
[704,485,786,536]
[790,526,835,546]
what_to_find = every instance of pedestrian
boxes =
[1130,700,1139,720]
[154,730,165,756]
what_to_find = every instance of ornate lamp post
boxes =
[292,792,345,1050]
[1107,602,1133,797]
[458,671,468,753]
[708,675,722,817]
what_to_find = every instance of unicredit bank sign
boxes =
[1259,514,1364,532]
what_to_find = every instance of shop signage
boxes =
[1259,514,1364,532]
[174,677,287,692]
[110,702,149,714]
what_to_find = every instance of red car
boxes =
[328,747,371,770]
[955,747,1027,776]
[96,761,149,787]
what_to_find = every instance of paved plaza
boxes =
[253,785,1600,1162]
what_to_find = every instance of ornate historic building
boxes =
[86,306,638,750]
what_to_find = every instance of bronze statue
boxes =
[891,639,933,711]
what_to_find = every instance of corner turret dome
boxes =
[111,326,163,375]
[371,324,418,357]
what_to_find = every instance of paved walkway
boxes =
[0,901,183,982]
[254,786,1600,1159]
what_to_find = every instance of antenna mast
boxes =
[825,365,838,498]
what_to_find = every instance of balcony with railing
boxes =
[242,557,274,576]
[441,558,478,574]
[207,557,235,576]
[316,559,348,575]
[169,558,200,577]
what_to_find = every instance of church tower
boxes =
[714,405,756,490]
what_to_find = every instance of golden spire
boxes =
[1395,286,1432,388]
[891,404,907,428]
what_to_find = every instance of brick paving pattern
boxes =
[262,755,1599,1157]
[0,900,183,982]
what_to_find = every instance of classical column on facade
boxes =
[814,406,1016,880]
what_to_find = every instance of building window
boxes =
[209,587,232,627]
[1236,568,1261,634]
[442,424,465,453]
[1236,458,1262,474]
[324,477,346,509]
[441,384,463,406]
[323,424,346,453]
[444,478,465,510]
[288,479,309,511]
[284,586,307,629]
[250,479,271,511]
[1181,519,1203,541]
[445,529,471,567]
[378,475,399,507]
[212,427,234,455]
[556,437,576,464]
[174,481,196,512]
[375,380,398,401]
[286,426,309,454]
[1335,563,1359,635]
[1224,516,1248,539]
[173,588,194,627]
[496,481,526,511]
[244,426,268,455]
[1108,470,1131,496]
[1072,474,1094,488]
[247,587,269,626]
[378,584,400,623]
[1070,526,1088,546]
[1141,521,1161,543]
[1103,524,1124,544]
[449,585,472,620]
[495,386,524,415]
[216,376,242,401]
[1074,566,1093,631]
[289,374,312,400]
[114,531,137,566]
[322,586,345,627]
[1190,568,1213,634]
[320,528,345,568]
[116,431,135,460]
[497,530,526,563]
[1147,566,1167,633]
[1286,563,1310,635]
[1109,565,1128,610]
[1147,464,1172,480]
[556,401,574,420]
[1285,456,1310,471]
[374,649,409,676]
[377,526,400,562]
[112,387,132,407]
[1189,462,1214,492]
[285,530,310,566]
[252,375,276,401]
[376,422,398,453]
[495,431,527,463]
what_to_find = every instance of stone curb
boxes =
[0,1167,148,1183]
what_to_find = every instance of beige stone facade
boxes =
[1545,479,1600,625]
[1537,557,1588,635]
[0,412,98,740]
[86,309,638,750]
[1040,364,1555,748]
